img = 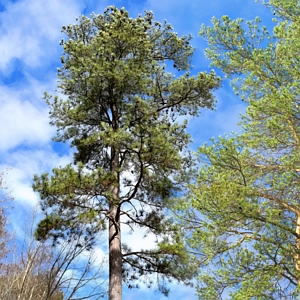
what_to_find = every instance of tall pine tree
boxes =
[33,7,220,300]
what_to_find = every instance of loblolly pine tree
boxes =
[180,0,300,299]
[32,7,220,300]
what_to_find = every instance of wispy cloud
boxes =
[0,82,53,152]
[1,149,71,206]
[0,0,80,207]
[0,0,83,74]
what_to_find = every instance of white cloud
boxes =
[122,222,159,252]
[1,149,71,206]
[91,245,108,264]
[0,84,54,152]
[0,0,84,74]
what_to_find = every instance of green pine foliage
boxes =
[180,0,300,299]
[33,6,220,297]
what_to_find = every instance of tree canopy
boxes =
[32,6,220,299]
[180,0,300,299]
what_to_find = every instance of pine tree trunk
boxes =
[109,204,122,300]
[295,215,300,284]
[108,141,122,300]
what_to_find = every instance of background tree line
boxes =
[0,171,106,299]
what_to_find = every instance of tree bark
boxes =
[295,214,300,285]
[109,204,122,300]
[108,141,122,300]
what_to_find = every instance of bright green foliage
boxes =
[33,6,220,296]
[181,0,300,299]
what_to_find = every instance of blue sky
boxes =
[0,0,275,299]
